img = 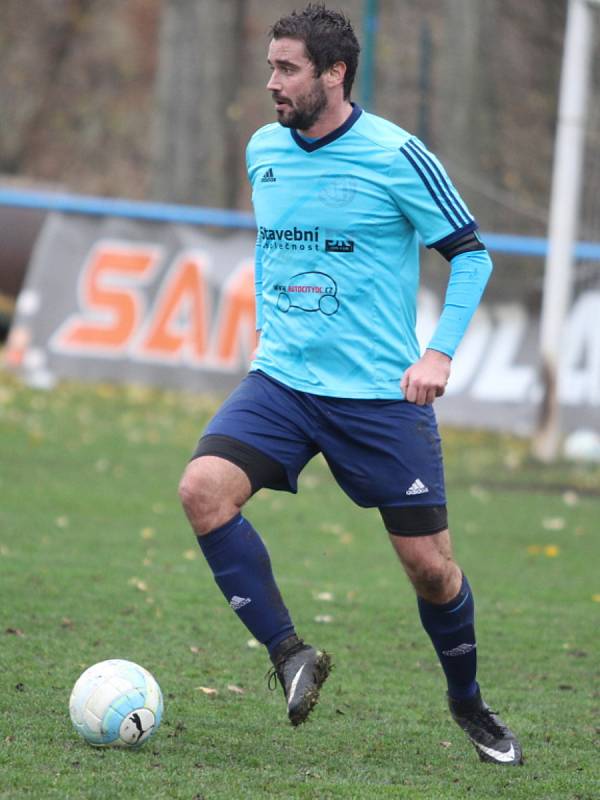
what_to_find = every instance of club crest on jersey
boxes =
[318,176,357,207]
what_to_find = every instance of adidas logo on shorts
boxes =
[406,478,429,496]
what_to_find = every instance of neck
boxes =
[298,99,353,139]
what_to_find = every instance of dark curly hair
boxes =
[269,3,360,100]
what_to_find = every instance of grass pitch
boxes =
[0,372,598,799]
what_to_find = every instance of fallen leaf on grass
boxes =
[527,544,560,557]
[140,527,155,540]
[469,485,490,503]
[61,617,74,629]
[439,741,452,748]
[320,522,344,535]
[314,615,333,623]
[592,594,600,603]
[315,591,334,601]
[128,577,148,592]
[5,628,25,637]
[189,646,202,655]
[167,721,187,738]
[542,517,565,531]
[227,684,245,695]
[196,686,218,696]
[246,638,259,649]
[503,451,522,470]
[182,549,197,561]
[320,522,353,544]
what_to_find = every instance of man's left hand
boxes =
[400,349,451,405]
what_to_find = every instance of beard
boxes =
[273,80,328,131]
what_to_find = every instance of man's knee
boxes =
[178,456,251,535]
[389,529,462,603]
[178,460,217,532]
[411,562,451,599]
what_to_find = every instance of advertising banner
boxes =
[6,213,600,433]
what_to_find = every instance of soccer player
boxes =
[179,2,522,766]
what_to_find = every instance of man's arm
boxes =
[386,136,492,404]
[254,236,263,333]
[254,240,263,351]
[401,247,493,405]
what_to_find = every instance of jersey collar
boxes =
[291,103,363,152]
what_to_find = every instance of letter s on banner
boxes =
[52,241,162,354]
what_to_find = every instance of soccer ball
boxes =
[69,659,163,747]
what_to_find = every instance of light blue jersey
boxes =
[247,104,489,399]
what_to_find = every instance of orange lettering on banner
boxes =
[138,254,209,361]
[213,259,256,368]
[56,244,159,351]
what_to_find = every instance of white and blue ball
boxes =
[69,659,163,747]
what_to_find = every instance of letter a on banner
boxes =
[136,252,209,363]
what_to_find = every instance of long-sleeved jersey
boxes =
[247,104,492,399]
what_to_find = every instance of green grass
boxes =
[0,372,599,799]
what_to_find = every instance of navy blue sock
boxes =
[196,513,295,656]
[417,574,478,700]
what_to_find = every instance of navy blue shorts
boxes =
[194,371,447,534]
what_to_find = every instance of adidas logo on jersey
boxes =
[406,478,429,496]
[230,595,252,611]
[261,168,276,183]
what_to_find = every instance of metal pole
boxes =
[532,0,594,461]
[360,0,379,110]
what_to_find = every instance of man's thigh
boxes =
[316,397,448,535]
[192,371,319,494]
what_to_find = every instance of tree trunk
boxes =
[152,0,246,207]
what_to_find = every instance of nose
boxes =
[266,71,280,92]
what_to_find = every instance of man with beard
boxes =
[178,2,522,766]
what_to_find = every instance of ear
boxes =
[324,60,347,91]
